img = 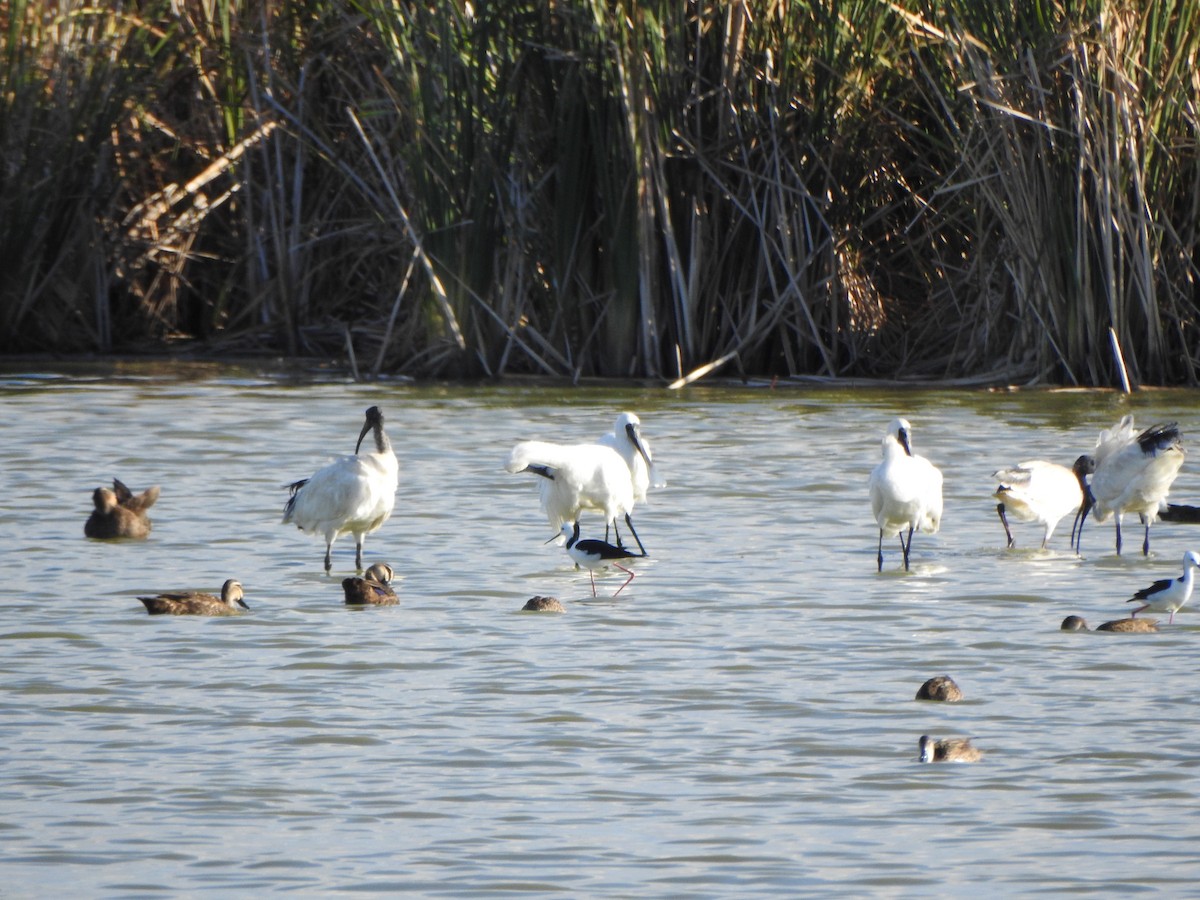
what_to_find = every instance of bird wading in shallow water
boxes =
[1079,417,1183,556]
[140,579,247,616]
[868,418,943,571]
[992,456,1093,551]
[561,522,642,597]
[1126,550,1200,625]
[595,411,662,552]
[283,406,399,573]
[508,437,643,552]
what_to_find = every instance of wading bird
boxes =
[342,562,398,606]
[561,521,641,597]
[1079,417,1184,555]
[507,439,640,550]
[918,735,983,763]
[140,579,247,616]
[283,406,399,573]
[85,478,160,539]
[1126,550,1200,625]
[596,412,661,552]
[992,456,1094,550]
[868,418,943,571]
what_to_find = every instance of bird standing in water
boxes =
[283,406,399,573]
[561,522,642,597]
[1126,551,1200,624]
[868,418,943,571]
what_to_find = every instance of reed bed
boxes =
[2,0,1198,385]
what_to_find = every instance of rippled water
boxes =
[3,363,1200,895]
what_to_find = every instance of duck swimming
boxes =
[140,579,247,616]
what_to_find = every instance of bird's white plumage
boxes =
[1085,416,1184,555]
[1128,550,1200,624]
[868,417,943,570]
[507,439,636,535]
[283,407,399,572]
[992,457,1091,549]
[596,412,663,503]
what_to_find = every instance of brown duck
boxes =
[140,579,247,616]
[342,563,398,606]
[918,734,983,763]
[85,479,159,539]
[915,675,963,702]
[1060,614,1158,633]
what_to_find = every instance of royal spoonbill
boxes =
[1126,550,1200,624]
[140,579,247,616]
[915,675,963,702]
[596,412,663,552]
[992,455,1094,550]
[1060,614,1158,633]
[917,735,983,763]
[868,418,944,571]
[561,521,641,597]
[85,483,156,539]
[283,406,399,573]
[341,562,398,606]
[522,596,566,612]
[1079,417,1184,555]
[507,439,642,550]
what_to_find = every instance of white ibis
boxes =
[868,418,944,571]
[1080,417,1184,555]
[918,735,983,763]
[560,521,641,597]
[1126,550,1200,624]
[991,456,1093,550]
[283,406,399,573]
[140,579,247,616]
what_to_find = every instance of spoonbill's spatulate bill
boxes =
[596,412,662,552]
[561,521,641,597]
[1127,550,1200,625]
[507,438,641,550]
[992,456,1093,550]
[283,406,399,573]
[1081,417,1184,556]
[868,418,943,571]
[342,562,398,606]
[139,579,247,616]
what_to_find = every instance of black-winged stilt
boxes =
[1127,550,1200,624]
[560,521,642,597]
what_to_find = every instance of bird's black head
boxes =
[356,406,386,454]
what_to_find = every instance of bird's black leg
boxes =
[902,526,913,570]
[324,543,333,574]
[625,513,647,556]
[877,530,884,572]
[608,519,627,550]
[1142,517,1151,556]
[355,539,364,572]
[997,503,1015,548]
[1114,520,1123,556]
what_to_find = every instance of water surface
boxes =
[2,365,1199,895]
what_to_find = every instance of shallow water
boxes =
[3,364,1200,895]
